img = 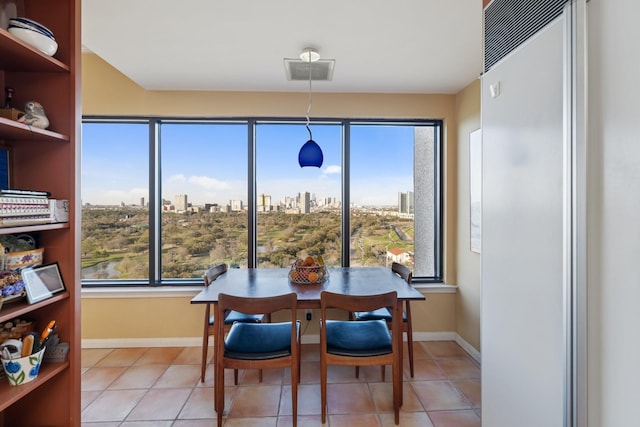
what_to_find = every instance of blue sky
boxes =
[81,122,415,206]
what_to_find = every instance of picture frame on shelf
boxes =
[22,262,66,304]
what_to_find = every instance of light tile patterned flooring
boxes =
[81,341,481,426]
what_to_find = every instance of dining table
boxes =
[190,266,426,309]
[191,266,425,411]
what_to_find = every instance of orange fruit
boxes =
[290,270,300,281]
[305,256,315,266]
[308,271,319,282]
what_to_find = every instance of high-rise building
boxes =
[398,191,414,214]
[140,197,145,207]
[230,199,243,212]
[175,194,188,212]
[257,194,271,212]
[300,192,311,214]
[285,196,296,209]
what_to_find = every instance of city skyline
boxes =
[83,190,402,210]
[81,122,415,207]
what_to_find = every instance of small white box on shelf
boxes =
[49,199,69,222]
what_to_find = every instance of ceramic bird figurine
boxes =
[18,101,50,129]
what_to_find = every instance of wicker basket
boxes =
[0,317,31,340]
[288,263,328,284]
[5,248,44,270]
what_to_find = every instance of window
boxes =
[81,121,149,281]
[160,122,248,278]
[350,125,415,267]
[255,122,342,267]
[350,123,440,277]
[81,118,442,285]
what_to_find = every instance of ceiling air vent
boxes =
[284,59,335,81]
[484,0,568,72]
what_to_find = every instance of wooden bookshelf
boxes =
[0,0,80,425]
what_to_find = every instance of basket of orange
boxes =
[289,255,328,284]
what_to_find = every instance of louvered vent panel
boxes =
[284,59,335,81]
[484,0,568,72]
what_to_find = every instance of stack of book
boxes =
[0,189,52,227]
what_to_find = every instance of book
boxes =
[0,188,51,197]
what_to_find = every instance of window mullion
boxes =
[150,119,161,284]
[248,119,257,268]
[341,120,350,267]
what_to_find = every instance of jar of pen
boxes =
[0,319,56,386]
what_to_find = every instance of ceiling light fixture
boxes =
[299,48,320,63]
[298,48,323,168]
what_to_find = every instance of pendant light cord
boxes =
[305,55,313,140]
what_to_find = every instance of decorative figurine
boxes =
[0,87,23,121]
[4,87,14,108]
[18,101,49,129]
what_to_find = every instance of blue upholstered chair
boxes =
[320,290,402,425]
[215,292,300,427]
[352,261,415,378]
[200,263,266,383]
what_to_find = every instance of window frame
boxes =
[81,116,443,287]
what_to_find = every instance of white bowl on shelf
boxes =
[9,17,55,39]
[8,20,55,40]
[8,26,58,56]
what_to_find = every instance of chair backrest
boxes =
[218,292,297,317]
[391,262,412,284]
[321,290,399,321]
[204,263,228,286]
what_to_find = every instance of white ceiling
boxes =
[81,0,483,94]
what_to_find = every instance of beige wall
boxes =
[82,293,456,341]
[453,79,481,350]
[82,296,202,339]
[80,53,475,346]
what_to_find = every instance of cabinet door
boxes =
[481,14,566,427]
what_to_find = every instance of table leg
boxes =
[213,302,219,414]
[397,300,404,407]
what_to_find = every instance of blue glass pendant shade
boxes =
[298,139,323,168]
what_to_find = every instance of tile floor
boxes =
[81,341,481,426]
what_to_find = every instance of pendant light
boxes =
[298,48,323,168]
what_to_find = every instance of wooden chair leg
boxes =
[321,356,328,423]
[298,340,302,383]
[393,361,401,424]
[215,351,224,426]
[393,314,402,424]
[291,354,299,427]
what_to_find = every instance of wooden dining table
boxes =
[190,266,425,309]
[191,266,425,411]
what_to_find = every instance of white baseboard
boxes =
[83,331,481,364]
[454,333,481,363]
[412,331,457,342]
[82,337,203,348]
